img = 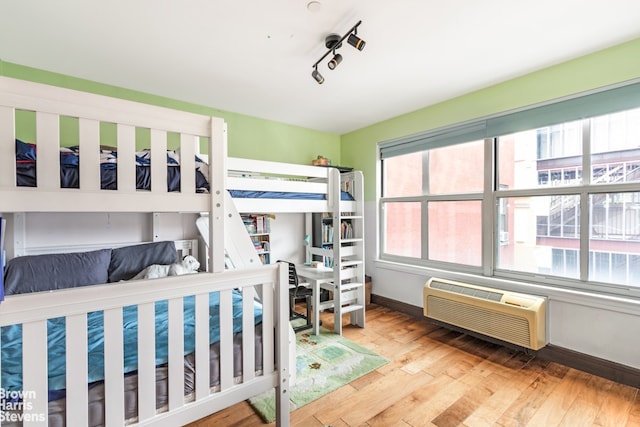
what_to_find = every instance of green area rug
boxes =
[248,324,388,423]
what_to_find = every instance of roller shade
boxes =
[486,81,640,137]
[380,80,640,159]
[379,121,486,160]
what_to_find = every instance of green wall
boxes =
[341,37,640,201]
[0,61,341,165]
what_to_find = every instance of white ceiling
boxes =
[1,1,640,135]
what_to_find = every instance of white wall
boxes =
[265,213,306,265]
[18,212,203,248]
[363,201,640,370]
[10,211,308,268]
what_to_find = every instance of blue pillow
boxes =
[108,241,178,282]
[3,249,112,295]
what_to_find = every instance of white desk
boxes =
[295,264,334,335]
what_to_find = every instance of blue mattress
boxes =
[229,189,355,201]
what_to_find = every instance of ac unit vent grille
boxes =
[427,295,531,348]
[429,280,503,302]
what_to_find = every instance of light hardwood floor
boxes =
[187,304,640,427]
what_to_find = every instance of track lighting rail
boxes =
[311,20,365,84]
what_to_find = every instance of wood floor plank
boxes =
[558,375,613,426]
[593,381,637,427]
[289,383,355,425]
[186,400,258,426]
[402,341,457,375]
[626,390,640,427]
[422,347,482,379]
[460,345,520,380]
[402,371,485,426]
[459,372,519,427]
[367,371,452,426]
[524,367,590,426]
[496,370,563,426]
[318,368,435,426]
[430,380,495,426]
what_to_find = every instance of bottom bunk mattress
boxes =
[37,326,263,427]
[0,290,263,426]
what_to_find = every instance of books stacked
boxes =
[340,221,354,239]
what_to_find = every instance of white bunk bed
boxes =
[0,77,294,426]
[0,76,366,425]
[219,161,367,335]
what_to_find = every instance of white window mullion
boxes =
[421,198,428,261]
[422,151,429,262]
[580,119,592,282]
[483,138,495,276]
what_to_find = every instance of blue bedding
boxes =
[229,189,355,201]
[1,290,262,394]
[15,139,210,192]
[16,139,357,201]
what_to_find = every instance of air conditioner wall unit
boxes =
[423,277,547,350]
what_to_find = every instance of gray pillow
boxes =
[108,241,178,282]
[4,249,112,295]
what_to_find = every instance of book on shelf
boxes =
[322,223,334,244]
[242,214,271,234]
[341,221,354,239]
[321,244,334,268]
[256,215,265,234]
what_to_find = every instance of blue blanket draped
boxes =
[1,290,262,393]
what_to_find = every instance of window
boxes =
[495,195,581,279]
[380,84,640,297]
[381,139,484,271]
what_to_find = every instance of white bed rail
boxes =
[0,77,219,213]
[227,157,357,213]
[0,266,291,427]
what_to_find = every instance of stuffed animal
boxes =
[131,255,200,280]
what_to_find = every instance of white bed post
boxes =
[0,104,16,189]
[210,117,227,273]
[275,263,291,427]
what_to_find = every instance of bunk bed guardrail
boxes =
[0,265,291,426]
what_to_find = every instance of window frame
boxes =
[380,139,491,276]
[378,80,640,298]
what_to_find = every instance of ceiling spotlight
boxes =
[347,33,365,51]
[328,53,342,70]
[311,20,365,84]
[312,66,324,84]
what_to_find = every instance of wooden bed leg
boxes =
[275,263,291,426]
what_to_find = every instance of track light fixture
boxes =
[311,20,365,84]
[328,53,342,70]
[312,66,324,84]
[347,33,365,51]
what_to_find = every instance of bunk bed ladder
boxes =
[309,169,366,335]
[333,170,366,334]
